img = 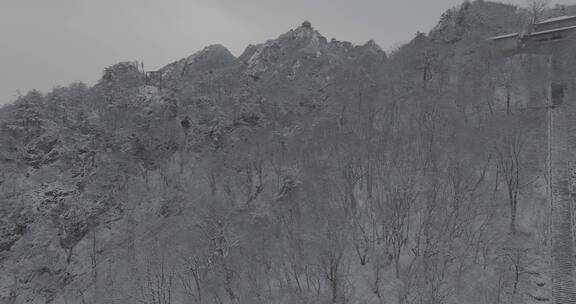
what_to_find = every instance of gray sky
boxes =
[0,0,567,104]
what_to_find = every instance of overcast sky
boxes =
[0,0,568,104]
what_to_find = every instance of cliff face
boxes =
[0,2,572,303]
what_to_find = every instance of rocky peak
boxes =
[162,21,386,85]
[161,44,236,80]
[279,21,328,46]
[99,61,143,88]
[184,44,235,65]
[360,40,385,56]
[241,22,330,77]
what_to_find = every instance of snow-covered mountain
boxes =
[1,2,576,303]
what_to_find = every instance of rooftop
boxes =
[488,15,576,41]
[530,25,576,37]
[535,15,576,25]
[489,32,519,40]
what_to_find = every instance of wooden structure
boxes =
[489,15,576,56]
[489,16,576,304]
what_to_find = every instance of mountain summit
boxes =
[153,21,387,115]
[159,21,385,86]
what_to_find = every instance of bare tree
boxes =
[318,228,352,304]
[316,212,352,304]
[376,170,416,278]
[498,247,533,303]
[526,0,550,24]
[496,128,525,233]
[179,257,208,304]
[141,257,175,304]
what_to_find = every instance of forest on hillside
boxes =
[1,1,576,303]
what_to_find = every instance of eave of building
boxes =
[530,25,576,37]
[535,15,576,25]
[488,32,519,41]
[488,25,576,41]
